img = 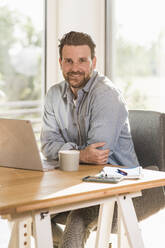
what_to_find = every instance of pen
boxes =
[117,169,127,176]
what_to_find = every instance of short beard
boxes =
[65,71,91,89]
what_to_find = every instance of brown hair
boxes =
[59,31,96,59]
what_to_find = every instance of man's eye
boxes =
[79,58,87,63]
[65,59,73,64]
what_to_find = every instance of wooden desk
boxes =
[0,165,165,248]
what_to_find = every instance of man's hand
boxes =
[79,142,110,164]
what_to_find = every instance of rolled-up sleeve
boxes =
[41,88,79,160]
[86,87,138,167]
[87,89,127,151]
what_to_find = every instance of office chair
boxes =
[129,110,165,172]
[52,110,165,247]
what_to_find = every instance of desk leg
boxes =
[117,211,129,248]
[117,194,145,248]
[8,217,32,248]
[95,199,115,248]
[32,210,53,248]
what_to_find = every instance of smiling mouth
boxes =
[68,72,84,77]
[69,74,82,78]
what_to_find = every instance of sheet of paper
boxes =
[100,166,142,179]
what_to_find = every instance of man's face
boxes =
[59,45,96,91]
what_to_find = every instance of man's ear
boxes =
[59,58,62,69]
[92,56,96,69]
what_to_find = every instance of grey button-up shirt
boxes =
[41,71,139,167]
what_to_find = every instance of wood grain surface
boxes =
[0,165,165,215]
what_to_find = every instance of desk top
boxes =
[0,165,165,215]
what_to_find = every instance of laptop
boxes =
[0,118,59,171]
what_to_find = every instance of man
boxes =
[41,31,139,248]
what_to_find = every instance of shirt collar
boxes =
[82,70,98,93]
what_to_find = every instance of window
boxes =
[0,0,44,140]
[45,0,105,87]
[107,0,165,112]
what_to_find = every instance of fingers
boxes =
[89,143,110,164]
[96,149,109,158]
[91,142,106,148]
[95,157,108,165]
[79,142,110,164]
[94,149,109,164]
[90,143,109,154]
[96,160,108,165]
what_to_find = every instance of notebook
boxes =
[82,166,142,184]
[100,166,143,179]
[0,118,59,171]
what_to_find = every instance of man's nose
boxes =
[71,62,80,71]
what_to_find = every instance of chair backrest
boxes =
[129,110,165,171]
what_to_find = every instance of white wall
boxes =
[46,0,105,89]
